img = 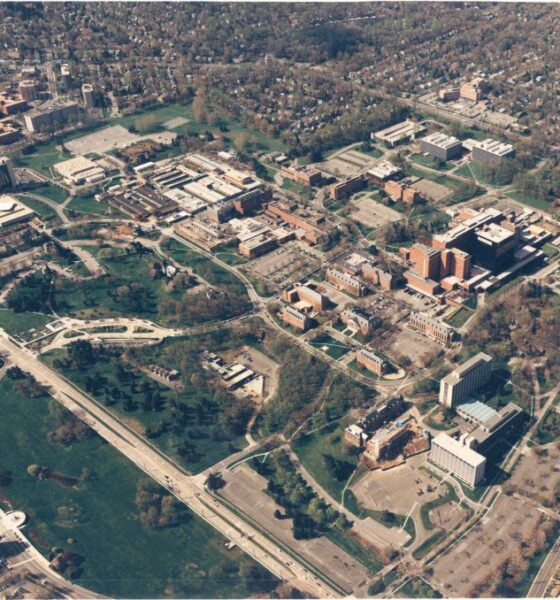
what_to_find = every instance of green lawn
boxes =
[161,237,250,301]
[542,243,559,259]
[33,183,69,204]
[445,307,473,328]
[411,530,447,560]
[65,195,116,217]
[0,308,53,337]
[0,377,273,598]
[507,191,554,213]
[17,195,59,220]
[13,141,69,178]
[307,333,350,360]
[410,153,453,171]
[292,421,358,502]
[532,408,560,445]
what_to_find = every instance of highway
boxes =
[0,332,340,599]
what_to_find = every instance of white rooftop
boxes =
[433,433,486,467]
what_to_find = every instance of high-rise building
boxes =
[19,79,39,102]
[430,433,486,487]
[60,64,72,90]
[82,83,95,109]
[439,353,493,408]
[24,101,79,133]
[0,157,16,190]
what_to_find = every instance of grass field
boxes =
[532,407,560,445]
[410,153,453,171]
[33,183,69,204]
[17,195,59,220]
[307,333,350,360]
[161,237,249,300]
[0,308,53,337]
[0,377,270,598]
[446,307,472,328]
[13,141,69,178]
[292,421,358,502]
[507,191,554,213]
[65,194,115,217]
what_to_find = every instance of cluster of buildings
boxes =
[366,161,422,206]
[280,282,330,331]
[429,352,523,487]
[201,351,265,398]
[439,77,488,103]
[418,131,514,164]
[325,250,396,298]
[345,397,430,468]
[402,206,547,301]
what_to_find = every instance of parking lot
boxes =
[65,125,142,155]
[506,444,560,505]
[431,494,545,597]
[384,326,443,368]
[241,243,320,291]
[350,196,402,229]
[352,455,443,516]
[220,464,369,593]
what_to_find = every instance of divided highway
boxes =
[0,332,340,599]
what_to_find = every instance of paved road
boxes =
[528,537,560,597]
[0,332,339,599]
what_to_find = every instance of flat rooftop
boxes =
[443,352,492,383]
[367,161,402,179]
[432,433,486,467]
[476,222,516,244]
[422,132,462,149]
[473,138,515,157]
[457,400,499,426]
[374,120,426,144]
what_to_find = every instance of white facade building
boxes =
[439,352,492,408]
[430,433,486,487]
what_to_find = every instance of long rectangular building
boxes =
[471,139,515,164]
[430,433,486,487]
[420,132,463,161]
[410,312,455,346]
[439,352,492,408]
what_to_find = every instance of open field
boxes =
[412,178,452,203]
[13,141,69,178]
[307,332,350,360]
[0,308,53,337]
[17,195,60,220]
[0,377,268,599]
[410,153,453,171]
[507,191,554,213]
[507,444,560,505]
[398,577,442,598]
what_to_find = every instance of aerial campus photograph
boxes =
[0,2,560,600]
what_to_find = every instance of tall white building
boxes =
[439,352,492,408]
[430,433,486,487]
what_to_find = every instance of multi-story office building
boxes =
[82,83,95,109]
[0,123,20,145]
[0,157,16,190]
[430,433,486,487]
[384,179,421,205]
[340,306,379,336]
[281,306,311,332]
[24,101,80,133]
[19,79,39,102]
[410,244,441,279]
[409,312,455,346]
[238,233,277,258]
[460,77,487,103]
[420,132,463,161]
[356,348,387,376]
[282,284,328,312]
[471,139,515,164]
[438,87,460,102]
[326,268,367,297]
[439,352,493,408]
[328,175,364,201]
[280,164,322,187]
[0,93,28,116]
